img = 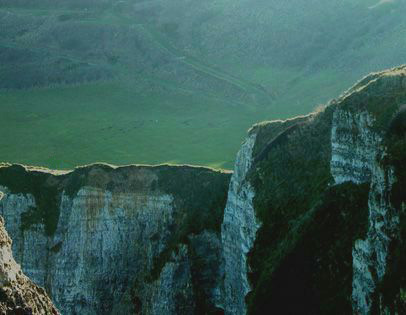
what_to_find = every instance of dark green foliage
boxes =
[247,182,370,315]
[63,170,87,199]
[246,98,405,314]
[187,234,224,315]
[245,106,372,314]
[50,241,63,253]
[387,105,406,139]
[0,165,61,236]
[246,94,406,314]
[386,106,406,207]
[375,236,406,314]
[148,166,230,283]
[156,166,230,234]
[339,69,406,131]
[246,110,333,313]
[376,105,406,313]
[142,166,228,312]
[249,108,334,224]
[253,121,306,165]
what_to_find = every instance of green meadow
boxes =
[0,69,351,170]
[0,80,268,170]
[1,0,405,170]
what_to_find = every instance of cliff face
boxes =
[0,212,59,314]
[221,66,405,314]
[221,133,260,315]
[0,164,230,314]
[331,103,401,313]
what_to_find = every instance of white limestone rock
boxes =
[221,133,261,315]
[330,106,400,314]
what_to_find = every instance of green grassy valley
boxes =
[1,0,405,169]
[0,81,268,169]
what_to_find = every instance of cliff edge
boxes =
[222,65,405,314]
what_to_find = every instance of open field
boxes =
[0,68,355,170]
[0,0,405,170]
[0,80,272,170]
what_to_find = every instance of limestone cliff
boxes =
[0,211,59,314]
[221,133,260,314]
[221,65,405,314]
[0,164,230,314]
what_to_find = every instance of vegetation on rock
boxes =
[0,165,61,236]
[376,104,406,313]
[245,67,406,314]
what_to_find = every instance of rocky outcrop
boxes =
[129,230,224,315]
[136,244,195,314]
[331,109,382,184]
[331,106,400,314]
[330,101,390,313]
[221,133,260,315]
[0,164,230,314]
[0,212,59,315]
[221,65,405,314]
[351,159,398,314]
[330,67,405,313]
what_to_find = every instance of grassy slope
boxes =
[0,0,405,169]
[0,80,272,170]
[0,5,274,170]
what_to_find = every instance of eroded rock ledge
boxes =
[0,212,59,315]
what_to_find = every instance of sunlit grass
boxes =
[0,79,275,170]
[0,67,368,171]
[1,1,404,171]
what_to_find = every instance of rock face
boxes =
[331,109,382,184]
[0,213,59,314]
[221,133,260,315]
[221,66,405,314]
[132,230,224,315]
[0,164,230,314]
[331,101,402,313]
[330,68,405,314]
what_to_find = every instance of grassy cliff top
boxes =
[0,162,231,179]
[0,162,231,236]
[248,64,406,155]
[335,64,406,129]
[0,162,231,201]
